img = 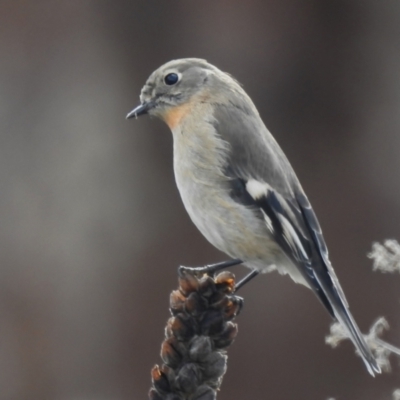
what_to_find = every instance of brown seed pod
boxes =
[178,270,200,295]
[149,268,243,400]
[214,271,236,294]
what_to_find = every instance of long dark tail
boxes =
[295,193,381,376]
[314,273,381,376]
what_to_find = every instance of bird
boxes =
[126,58,380,376]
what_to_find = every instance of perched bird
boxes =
[127,58,380,375]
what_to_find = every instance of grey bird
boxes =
[127,58,380,376]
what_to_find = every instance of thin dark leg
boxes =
[179,259,243,276]
[235,269,259,292]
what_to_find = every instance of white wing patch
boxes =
[246,179,270,200]
[246,180,275,233]
[260,209,274,233]
[246,179,309,263]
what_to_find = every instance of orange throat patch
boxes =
[162,102,192,130]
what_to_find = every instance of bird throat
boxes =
[162,102,193,130]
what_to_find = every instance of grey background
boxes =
[0,1,399,399]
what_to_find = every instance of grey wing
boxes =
[212,102,380,374]
[228,173,339,317]
[212,101,347,314]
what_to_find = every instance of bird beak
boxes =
[126,101,153,119]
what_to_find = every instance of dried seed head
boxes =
[185,292,206,316]
[198,276,217,297]
[167,314,195,341]
[223,296,243,320]
[148,388,165,400]
[214,271,236,293]
[189,336,213,362]
[170,290,186,314]
[200,310,225,336]
[175,363,202,393]
[178,271,200,295]
[191,385,216,400]
[151,365,171,394]
[161,337,184,368]
[149,268,243,399]
[201,352,227,383]
[213,322,238,349]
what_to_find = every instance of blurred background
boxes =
[0,1,400,399]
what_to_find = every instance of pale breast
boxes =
[170,109,280,263]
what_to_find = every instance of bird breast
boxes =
[170,108,278,262]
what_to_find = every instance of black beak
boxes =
[126,102,153,119]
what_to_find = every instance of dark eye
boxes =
[164,73,179,85]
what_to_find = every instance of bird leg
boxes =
[234,269,259,292]
[178,259,243,277]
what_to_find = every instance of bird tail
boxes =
[315,274,381,376]
[294,192,380,375]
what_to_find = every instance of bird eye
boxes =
[164,73,179,85]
